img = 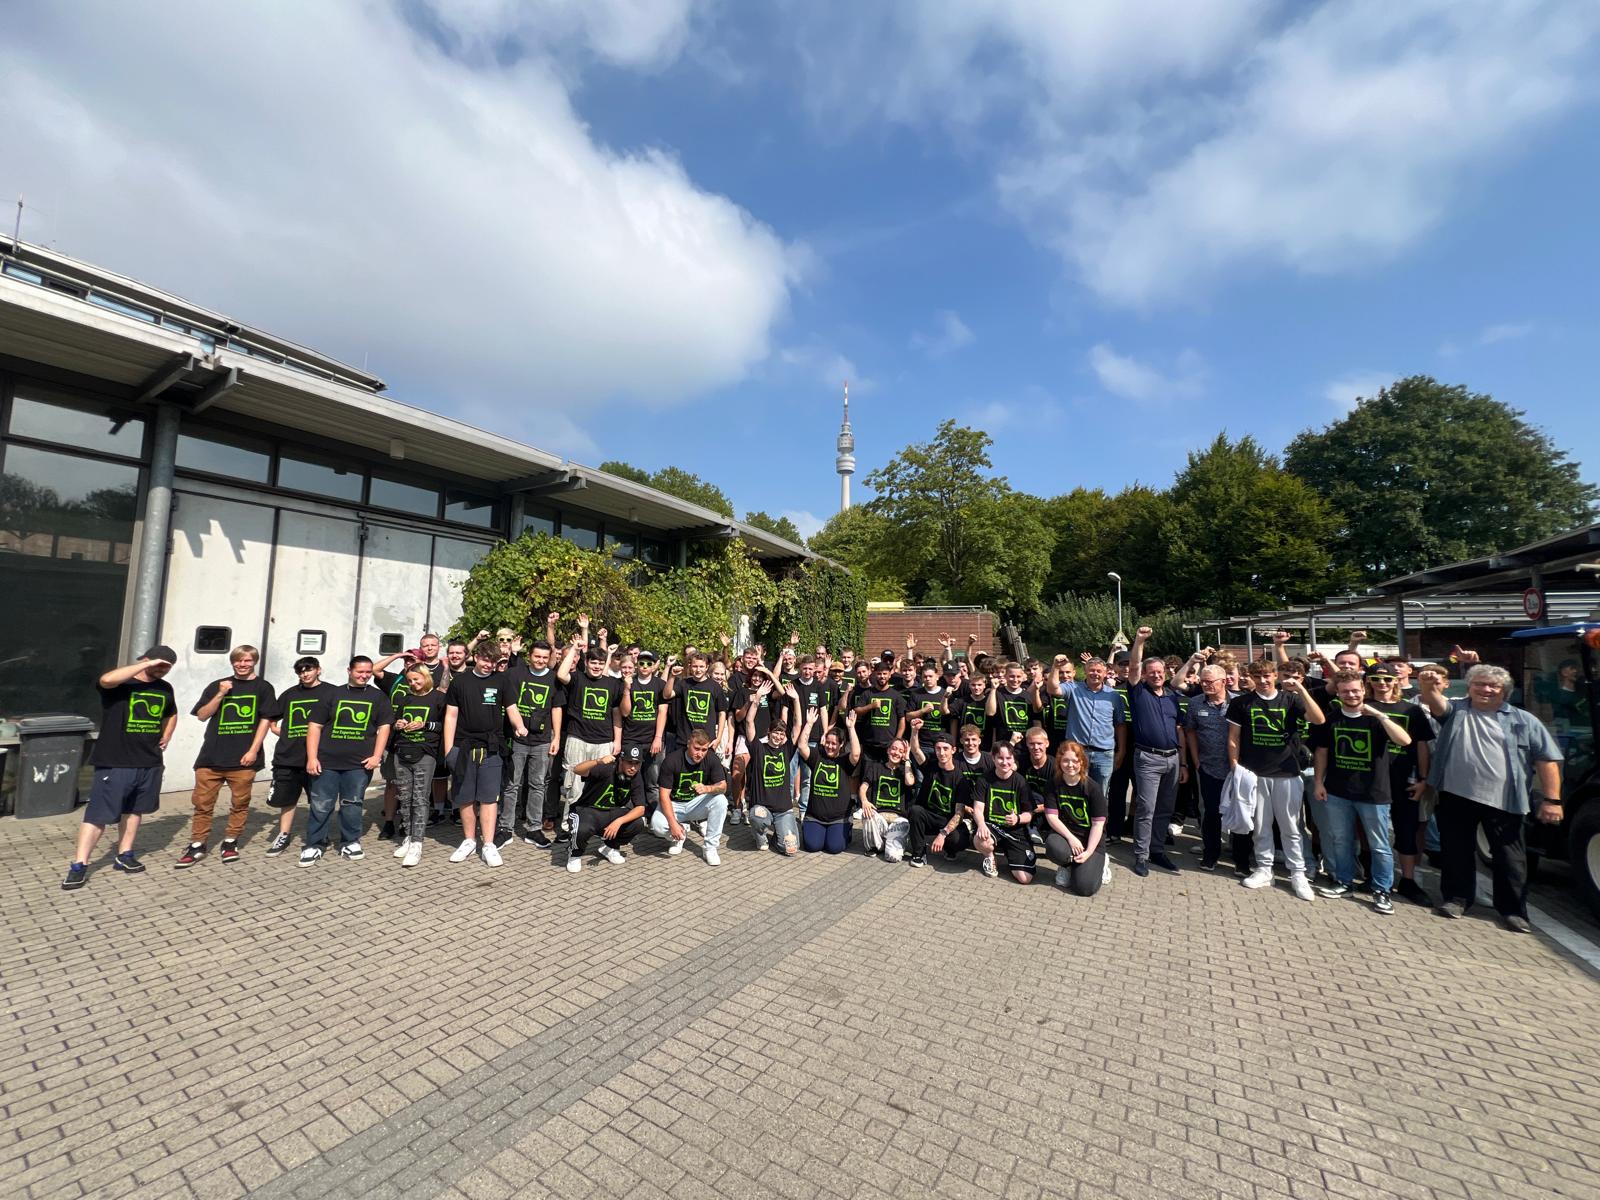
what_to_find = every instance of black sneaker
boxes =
[265,831,292,857]
[1132,860,1150,878]
[61,862,88,891]
[1199,858,1217,871]
[493,829,513,849]
[1396,877,1429,906]
[381,820,397,841]
[1373,891,1395,915]
[112,851,145,874]
[525,829,553,847]
[174,843,206,869]
[219,840,241,864]
[1149,853,1179,873]
[907,854,926,868]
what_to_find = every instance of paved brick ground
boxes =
[5,789,1600,1200]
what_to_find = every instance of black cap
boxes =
[638,649,658,662]
[943,661,961,676]
[141,644,177,664]
[1363,663,1397,680]
[620,745,643,764]
[931,732,955,746]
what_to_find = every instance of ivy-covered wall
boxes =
[451,534,866,653]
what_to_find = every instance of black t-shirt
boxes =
[269,681,335,769]
[789,676,831,746]
[956,750,994,797]
[192,677,277,770]
[1226,691,1307,778]
[92,678,177,769]
[993,687,1036,743]
[658,747,729,806]
[1310,709,1393,804]
[973,770,1035,826]
[391,689,447,762]
[670,677,726,743]
[311,684,394,772]
[915,762,964,819]
[805,750,853,822]
[1375,700,1434,791]
[949,693,995,749]
[907,688,947,748]
[1048,776,1107,842]
[502,661,562,746]
[733,677,775,740]
[747,739,799,813]
[1042,689,1072,744]
[861,759,910,814]
[622,675,666,748]
[446,670,512,751]
[563,670,623,745]
[576,760,646,812]
[856,688,906,749]
[1020,756,1057,809]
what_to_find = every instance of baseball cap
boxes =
[620,745,643,764]
[1363,663,1397,680]
[943,661,961,677]
[878,649,896,663]
[931,731,955,746]
[141,644,177,664]
[638,649,658,662]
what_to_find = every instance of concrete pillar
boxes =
[128,402,179,654]
[1245,626,1255,661]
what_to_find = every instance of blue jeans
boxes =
[1085,749,1113,793]
[796,756,813,817]
[1321,792,1394,892]
[649,791,729,849]
[308,767,371,848]
[748,804,799,852]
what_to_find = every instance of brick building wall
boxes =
[864,606,998,661]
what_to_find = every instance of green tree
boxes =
[808,505,907,601]
[863,420,1053,615]
[743,510,803,544]
[597,460,734,518]
[1162,434,1344,614]
[1285,376,1598,581]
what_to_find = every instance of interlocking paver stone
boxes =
[3,790,1600,1198]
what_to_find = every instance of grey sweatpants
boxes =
[1252,774,1307,874]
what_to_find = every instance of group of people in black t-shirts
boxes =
[58,619,1514,918]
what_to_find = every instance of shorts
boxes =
[450,746,504,809]
[267,765,311,809]
[733,735,750,758]
[84,766,162,825]
[990,825,1037,876]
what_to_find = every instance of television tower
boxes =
[835,380,855,511]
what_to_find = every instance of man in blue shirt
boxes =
[1126,627,1185,877]
[1055,657,1126,794]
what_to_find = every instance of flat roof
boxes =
[0,238,813,561]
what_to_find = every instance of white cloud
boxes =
[418,0,700,68]
[792,0,1600,305]
[1322,372,1395,413]
[910,309,975,357]
[0,1,798,454]
[1479,321,1534,345]
[777,343,863,392]
[1088,344,1204,403]
[780,509,826,540]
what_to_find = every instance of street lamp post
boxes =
[1107,572,1124,645]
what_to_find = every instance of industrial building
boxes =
[0,238,811,791]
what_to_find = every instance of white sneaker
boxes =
[566,853,583,873]
[1168,822,1184,839]
[704,847,721,866]
[393,839,411,859]
[1290,872,1315,901]
[730,808,744,826]
[1242,867,1274,889]
[449,839,477,863]
[482,842,503,868]
[667,837,685,856]
[340,842,364,861]
[401,842,422,868]
[1055,865,1069,888]
[598,845,625,865]
[980,855,998,878]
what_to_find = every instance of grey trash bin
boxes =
[13,715,97,819]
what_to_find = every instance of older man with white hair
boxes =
[1418,657,1564,932]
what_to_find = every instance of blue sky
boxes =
[6,1,1599,541]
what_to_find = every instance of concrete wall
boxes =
[865,608,998,661]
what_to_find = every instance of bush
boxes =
[1027,591,1213,660]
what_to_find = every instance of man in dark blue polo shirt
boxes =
[1126,627,1185,877]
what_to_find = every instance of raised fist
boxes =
[1136,626,1154,640]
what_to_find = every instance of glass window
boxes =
[444,488,499,529]
[561,514,599,550]
[176,428,272,483]
[194,626,232,654]
[369,473,440,517]
[0,444,139,722]
[378,633,405,656]
[519,509,556,539]
[8,387,146,458]
[87,293,159,324]
[640,538,671,566]
[606,530,636,560]
[277,451,363,501]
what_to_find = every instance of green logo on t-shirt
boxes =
[285,699,316,739]
[591,782,618,809]
[812,761,840,797]
[761,752,786,788]
[126,691,167,733]
[631,689,657,723]
[871,698,892,727]
[331,699,373,740]
[1003,698,1029,729]
[987,784,1019,821]
[1058,793,1088,827]
[1249,705,1287,746]
[673,769,703,800]
[1384,710,1411,756]
[580,685,610,721]
[685,688,711,724]
[217,693,258,736]
[874,773,903,811]
[399,704,431,742]
[925,778,954,815]
[1333,725,1373,771]
[519,680,550,713]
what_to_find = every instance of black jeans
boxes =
[907,804,964,857]
[1043,833,1106,896]
[1437,790,1528,917]
[1105,758,1133,839]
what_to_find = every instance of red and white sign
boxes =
[1522,587,1545,620]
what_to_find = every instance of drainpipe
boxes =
[127,402,179,654]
